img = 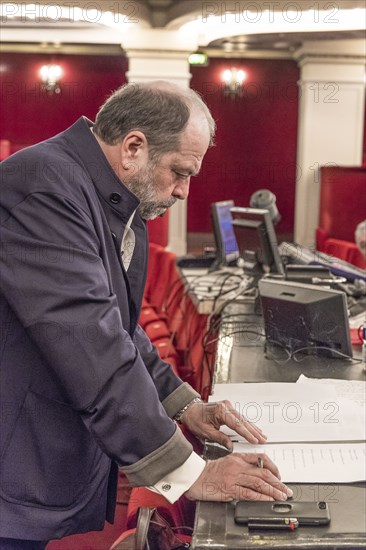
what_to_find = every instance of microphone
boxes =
[250,189,281,225]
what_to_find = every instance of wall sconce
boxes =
[39,64,62,94]
[222,67,246,97]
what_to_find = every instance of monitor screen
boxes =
[230,207,285,276]
[258,278,352,358]
[211,200,240,267]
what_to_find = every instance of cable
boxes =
[264,340,361,365]
[292,346,359,363]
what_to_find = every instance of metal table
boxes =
[192,299,366,549]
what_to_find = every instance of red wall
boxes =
[2,53,363,238]
[0,52,127,145]
[189,58,300,236]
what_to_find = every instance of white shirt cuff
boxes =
[148,452,206,503]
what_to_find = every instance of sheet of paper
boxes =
[297,375,366,409]
[210,382,366,442]
[231,441,366,483]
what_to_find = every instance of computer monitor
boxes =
[258,278,352,358]
[211,200,240,268]
[230,207,285,277]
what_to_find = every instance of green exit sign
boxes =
[189,52,208,66]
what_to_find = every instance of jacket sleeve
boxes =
[133,324,201,417]
[0,190,193,486]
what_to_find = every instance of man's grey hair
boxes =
[93,81,216,160]
[355,219,366,254]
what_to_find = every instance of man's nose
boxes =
[172,178,190,200]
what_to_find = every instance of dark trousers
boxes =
[0,540,48,550]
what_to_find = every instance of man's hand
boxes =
[185,453,293,502]
[180,400,266,449]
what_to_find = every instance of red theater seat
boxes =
[147,213,169,247]
[110,487,193,549]
[144,319,171,342]
[139,304,160,330]
[145,245,179,315]
[316,165,366,268]
[323,238,366,268]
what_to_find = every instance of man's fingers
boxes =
[234,452,281,480]
[238,489,275,501]
[219,402,267,441]
[184,455,293,503]
[235,421,267,444]
[219,487,275,502]
[237,474,290,501]
[252,469,292,498]
[222,409,266,443]
[232,452,293,496]
[217,475,290,502]
[203,401,267,444]
[260,454,283,480]
[225,407,266,435]
[201,427,234,450]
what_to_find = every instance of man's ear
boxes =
[119,130,148,172]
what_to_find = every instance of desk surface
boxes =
[179,267,250,315]
[214,301,365,384]
[192,300,366,549]
[193,484,366,549]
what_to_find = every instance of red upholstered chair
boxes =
[316,165,366,268]
[110,432,202,550]
[144,243,166,303]
[145,245,179,315]
[144,319,171,342]
[139,299,161,330]
[147,213,169,247]
[0,139,11,160]
[323,238,366,269]
[163,276,190,337]
[109,527,137,549]
[139,246,184,378]
[172,296,217,399]
[110,488,193,549]
[126,487,195,534]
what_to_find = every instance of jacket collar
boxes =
[62,116,140,225]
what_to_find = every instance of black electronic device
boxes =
[210,200,240,270]
[230,207,285,278]
[177,200,240,270]
[176,253,216,269]
[285,265,347,287]
[234,501,331,527]
[258,278,352,358]
[278,241,366,282]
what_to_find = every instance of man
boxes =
[0,82,292,548]
[355,220,366,256]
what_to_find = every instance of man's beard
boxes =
[125,163,177,220]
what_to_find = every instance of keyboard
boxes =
[279,242,366,282]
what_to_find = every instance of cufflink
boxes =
[162,483,171,492]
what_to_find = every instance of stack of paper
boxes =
[209,379,366,483]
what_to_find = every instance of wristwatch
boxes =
[173,397,203,424]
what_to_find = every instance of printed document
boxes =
[231,441,366,483]
[211,381,366,483]
[210,382,365,442]
[296,375,366,409]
